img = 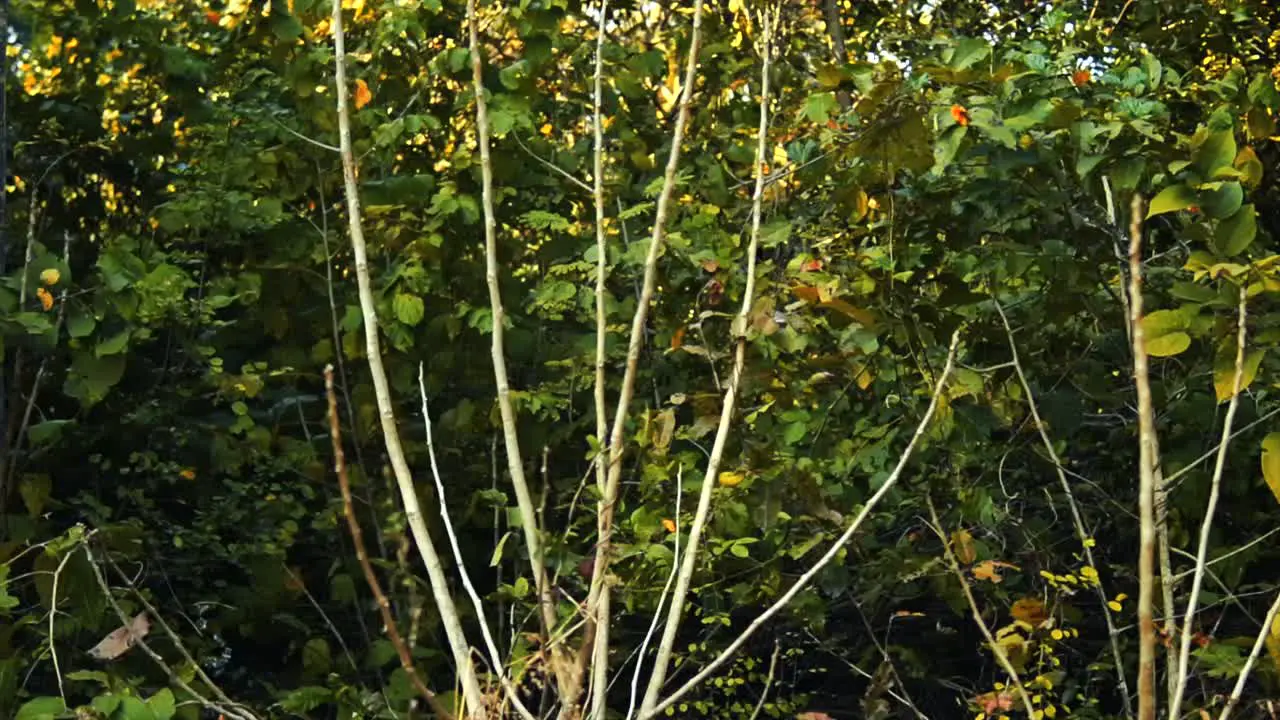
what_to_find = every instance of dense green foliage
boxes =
[2,0,1280,718]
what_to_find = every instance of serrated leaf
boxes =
[393,293,425,326]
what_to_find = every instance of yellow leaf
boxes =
[1213,347,1264,403]
[728,0,743,11]
[353,79,372,110]
[40,268,60,286]
[662,518,676,533]
[718,471,744,487]
[952,529,977,565]
[1261,432,1280,505]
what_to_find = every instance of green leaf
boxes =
[19,473,52,517]
[1213,205,1257,256]
[15,696,66,720]
[147,689,176,720]
[96,329,131,357]
[490,531,512,566]
[393,293,425,326]
[280,687,334,713]
[302,637,331,676]
[67,310,96,338]
[948,37,991,70]
[1145,332,1191,357]
[117,696,156,720]
[932,125,967,174]
[1141,309,1190,335]
[1147,184,1197,217]
[803,92,839,124]
[1191,128,1237,177]
[27,420,72,447]
[1198,181,1243,219]
[1214,348,1264,403]
[973,120,1016,148]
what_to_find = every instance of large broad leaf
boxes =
[1212,205,1257,256]
[933,125,967,174]
[1214,349,1265,402]
[1147,184,1197,217]
[1146,332,1191,357]
[15,697,66,720]
[1191,128,1237,177]
[1198,181,1244,219]
[1262,432,1280,505]
[947,37,991,70]
[392,293,425,326]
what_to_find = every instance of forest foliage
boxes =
[2,0,1280,718]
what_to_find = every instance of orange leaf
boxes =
[354,79,372,110]
[1071,69,1092,86]
[950,104,970,127]
[1010,597,1049,626]
[700,258,720,272]
[662,518,677,533]
[801,258,823,272]
[972,560,1019,583]
[671,326,686,350]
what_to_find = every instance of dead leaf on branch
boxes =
[87,611,150,660]
[971,559,1020,583]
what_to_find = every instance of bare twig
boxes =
[586,2,614,717]
[84,543,257,720]
[1169,284,1249,720]
[625,464,683,720]
[512,134,592,193]
[1130,193,1158,720]
[747,641,781,720]
[644,330,963,719]
[104,555,247,714]
[330,0,485,712]
[636,8,764,714]
[995,300,1132,717]
[418,365,538,720]
[927,496,1036,716]
[1218,590,1280,720]
[323,366,458,720]
[48,541,78,705]
[466,0,566,693]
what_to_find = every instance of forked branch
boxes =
[329,0,485,712]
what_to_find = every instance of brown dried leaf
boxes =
[87,611,150,661]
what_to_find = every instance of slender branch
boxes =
[746,641,781,720]
[586,1,614,716]
[1169,284,1249,720]
[1130,193,1158,720]
[103,554,250,715]
[512,134,592,193]
[644,330,963,719]
[466,0,564,686]
[927,496,1036,717]
[625,464,682,720]
[1218,590,1280,720]
[323,366,458,720]
[48,544,77,705]
[84,543,256,720]
[418,365,538,720]
[994,300,1132,718]
[330,0,486,713]
[638,8,762,713]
